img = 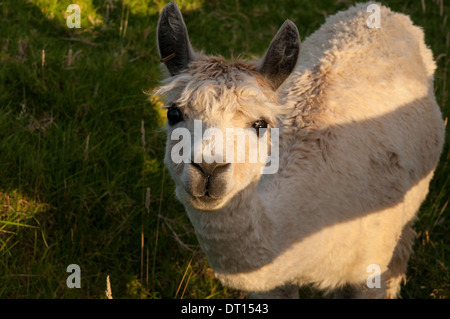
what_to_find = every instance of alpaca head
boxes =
[156,2,300,211]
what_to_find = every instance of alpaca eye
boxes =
[167,104,184,125]
[252,120,268,137]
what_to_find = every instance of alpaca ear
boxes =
[257,20,300,91]
[157,1,195,76]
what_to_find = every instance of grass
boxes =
[0,0,448,299]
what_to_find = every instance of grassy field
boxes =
[0,0,448,299]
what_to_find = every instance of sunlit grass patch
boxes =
[123,0,205,16]
[0,190,49,257]
[31,0,104,29]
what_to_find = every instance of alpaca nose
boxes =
[190,161,231,176]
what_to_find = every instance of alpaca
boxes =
[155,2,445,298]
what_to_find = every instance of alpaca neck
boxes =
[186,181,275,273]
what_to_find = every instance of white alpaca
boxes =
[155,2,445,298]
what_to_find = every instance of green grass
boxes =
[0,0,448,299]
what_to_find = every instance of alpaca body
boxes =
[157,3,445,298]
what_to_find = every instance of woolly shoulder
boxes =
[284,2,436,128]
[298,2,435,78]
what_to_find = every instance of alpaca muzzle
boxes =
[184,161,233,200]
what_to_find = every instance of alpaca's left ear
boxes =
[257,20,300,91]
[157,1,195,76]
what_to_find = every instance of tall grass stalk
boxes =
[152,169,165,290]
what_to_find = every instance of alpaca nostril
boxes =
[191,162,204,174]
[190,162,231,176]
[212,162,231,171]
[213,162,231,176]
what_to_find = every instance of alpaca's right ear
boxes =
[157,1,195,76]
[257,20,300,91]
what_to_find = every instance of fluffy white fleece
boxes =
[158,2,445,298]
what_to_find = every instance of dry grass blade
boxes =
[105,275,113,299]
[145,187,151,214]
[175,257,192,299]
[83,134,90,163]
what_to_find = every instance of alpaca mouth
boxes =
[193,192,223,202]
[184,172,232,202]
[188,191,231,211]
